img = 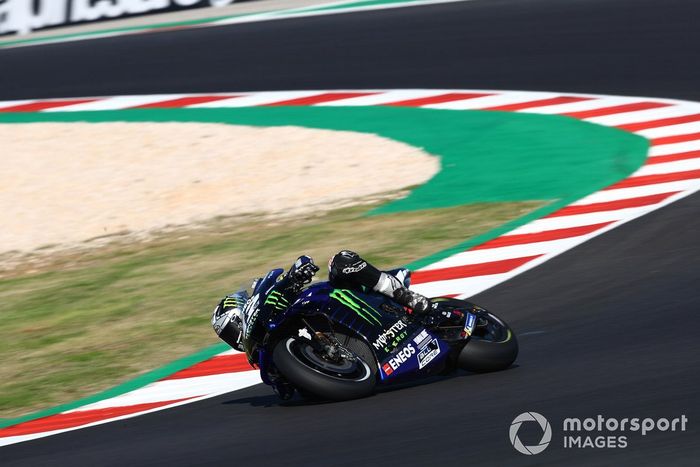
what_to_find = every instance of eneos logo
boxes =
[381,343,416,375]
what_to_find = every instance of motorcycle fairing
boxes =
[274,282,450,381]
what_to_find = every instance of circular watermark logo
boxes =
[510,412,552,455]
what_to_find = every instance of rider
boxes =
[212,250,431,350]
[326,250,430,314]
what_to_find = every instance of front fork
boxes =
[257,347,295,400]
[259,318,356,399]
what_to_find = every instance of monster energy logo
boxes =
[264,290,290,311]
[223,295,246,309]
[330,289,382,326]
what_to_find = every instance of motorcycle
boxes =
[217,267,518,401]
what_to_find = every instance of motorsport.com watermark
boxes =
[509,412,689,455]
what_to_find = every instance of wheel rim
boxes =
[286,338,371,381]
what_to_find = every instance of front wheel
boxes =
[458,311,518,372]
[273,336,376,401]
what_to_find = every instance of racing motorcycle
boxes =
[213,268,518,401]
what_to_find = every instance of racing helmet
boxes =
[211,293,248,351]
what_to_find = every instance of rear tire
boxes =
[273,336,376,401]
[458,311,518,372]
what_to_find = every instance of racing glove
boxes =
[393,287,431,315]
[288,255,319,287]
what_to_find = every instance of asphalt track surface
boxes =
[2,0,700,465]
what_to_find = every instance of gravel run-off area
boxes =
[0,122,439,267]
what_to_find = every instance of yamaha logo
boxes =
[509,412,552,455]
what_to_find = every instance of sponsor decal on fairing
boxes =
[413,329,431,346]
[372,320,408,351]
[382,343,416,375]
[242,294,260,338]
[417,338,440,369]
[464,313,476,336]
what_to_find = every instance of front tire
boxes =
[458,311,518,372]
[273,336,376,401]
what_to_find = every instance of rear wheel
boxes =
[458,310,518,372]
[273,334,376,401]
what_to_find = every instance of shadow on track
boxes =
[221,366,521,408]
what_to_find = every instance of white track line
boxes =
[634,158,700,176]
[636,121,700,139]
[423,91,559,110]
[583,105,700,127]
[45,95,182,111]
[0,99,35,110]
[521,96,642,114]
[190,91,320,107]
[649,140,700,156]
[418,237,588,271]
[316,89,449,106]
[75,371,261,411]
[571,180,697,204]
